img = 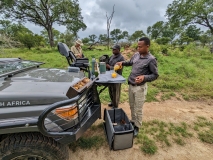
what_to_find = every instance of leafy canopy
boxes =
[166,0,213,34]
[0,0,86,47]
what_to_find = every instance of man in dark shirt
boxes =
[116,37,159,136]
[106,44,125,107]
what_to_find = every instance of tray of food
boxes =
[66,77,93,98]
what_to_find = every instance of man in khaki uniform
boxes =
[116,37,159,136]
[70,39,84,58]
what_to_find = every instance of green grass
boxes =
[135,117,213,155]
[193,116,213,144]
[1,43,213,101]
[69,136,105,151]
[1,44,213,155]
[72,117,213,155]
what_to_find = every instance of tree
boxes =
[166,0,213,34]
[130,30,146,42]
[0,20,11,36]
[122,31,129,40]
[98,34,107,44]
[184,25,201,42]
[34,34,45,47]
[18,33,35,49]
[88,34,97,44]
[0,0,86,47]
[147,21,178,44]
[156,37,171,45]
[0,20,32,39]
[106,5,115,50]
[199,30,213,47]
[110,29,123,43]
[147,21,165,39]
[200,32,210,47]
[63,30,75,47]
[82,37,90,44]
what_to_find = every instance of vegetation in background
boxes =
[0,0,86,47]
[1,41,213,102]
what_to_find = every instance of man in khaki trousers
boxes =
[116,37,159,136]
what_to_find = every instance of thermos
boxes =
[99,62,106,74]
[91,57,96,74]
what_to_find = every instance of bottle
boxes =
[91,57,96,75]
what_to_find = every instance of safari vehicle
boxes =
[0,43,101,160]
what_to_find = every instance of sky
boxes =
[25,0,174,38]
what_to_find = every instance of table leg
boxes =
[111,83,121,108]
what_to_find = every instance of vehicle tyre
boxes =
[0,132,69,160]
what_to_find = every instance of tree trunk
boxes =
[106,5,115,50]
[107,29,110,50]
[47,26,54,47]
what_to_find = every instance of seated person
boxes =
[70,39,84,58]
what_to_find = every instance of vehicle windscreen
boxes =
[0,58,44,78]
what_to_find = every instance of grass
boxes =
[68,117,213,155]
[1,43,213,102]
[69,136,105,151]
[193,116,213,144]
[1,44,213,155]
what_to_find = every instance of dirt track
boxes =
[69,99,213,160]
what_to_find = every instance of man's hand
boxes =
[79,54,83,58]
[106,64,111,69]
[135,75,145,84]
[76,54,82,58]
[116,62,123,67]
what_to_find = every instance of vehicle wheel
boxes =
[0,132,69,160]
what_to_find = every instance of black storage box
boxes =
[103,108,134,150]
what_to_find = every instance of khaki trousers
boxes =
[128,83,147,128]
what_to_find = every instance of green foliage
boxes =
[129,30,146,42]
[155,37,171,45]
[1,42,213,101]
[166,0,213,34]
[88,34,97,43]
[17,33,35,50]
[147,21,177,42]
[82,37,90,44]
[110,29,124,43]
[98,34,108,44]
[0,0,86,47]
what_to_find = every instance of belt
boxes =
[128,82,144,86]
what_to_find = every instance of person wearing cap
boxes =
[70,39,84,58]
[106,44,125,108]
[116,37,159,136]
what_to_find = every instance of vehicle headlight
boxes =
[55,104,78,120]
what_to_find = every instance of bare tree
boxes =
[106,5,115,50]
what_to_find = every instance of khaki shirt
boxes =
[70,46,83,58]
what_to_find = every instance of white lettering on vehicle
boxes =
[0,101,31,106]
[0,102,5,106]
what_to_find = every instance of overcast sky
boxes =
[25,0,174,38]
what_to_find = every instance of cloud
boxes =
[78,0,173,38]
[16,0,174,39]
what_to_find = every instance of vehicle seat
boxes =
[57,42,89,71]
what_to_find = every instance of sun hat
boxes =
[76,39,83,46]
